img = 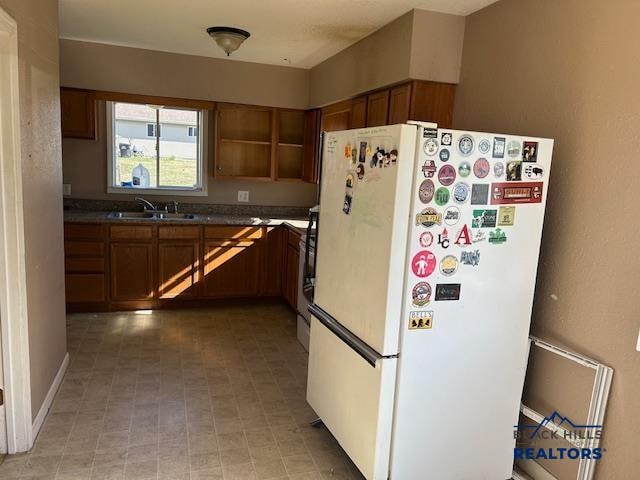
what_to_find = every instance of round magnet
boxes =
[419,179,435,204]
[507,140,521,158]
[478,138,491,155]
[411,250,436,278]
[443,206,461,226]
[439,148,450,162]
[440,255,459,276]
[423,138,439,156]
[458,161,471,178]
[412,282,432,307]
[438,164,456,187]
[453,182,470,204]
[457,134,475,157]
[419,231,434,248]
[493,162,505,178]
[473,158,490,179]
[434,187,450,206]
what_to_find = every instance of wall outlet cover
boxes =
[238,190,249,202]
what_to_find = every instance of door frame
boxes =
[0,7,34,454]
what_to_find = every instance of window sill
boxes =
[107,186,208,197]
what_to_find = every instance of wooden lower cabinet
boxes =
[203,240,260,297]
[261,227,285,296]
[283,241,300,310]
[158,242,200,299]
[65,274,105,303]
[110,242,154,301]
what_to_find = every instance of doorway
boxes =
[0,6,34,454]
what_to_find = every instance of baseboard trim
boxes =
[31,352,69,441]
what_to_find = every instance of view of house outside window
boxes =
[112,102,202,189]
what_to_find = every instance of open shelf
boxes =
[277,144,304,179]
[218,107,272,142]
[217,141,271,178]
[278,110,305,145]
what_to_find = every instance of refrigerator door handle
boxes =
[308,303,396,368]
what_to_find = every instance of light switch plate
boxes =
[63,183,71,196]
[238,190,249,203]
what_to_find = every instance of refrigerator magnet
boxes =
[412,282,432,307]
[411,250,437,278]
[418,179,435,204]
[441,131,453,146]
[419,231,434,248]
[443,206,461,226]
[452,182,471,204]
[460,249,481,267]
[370,147,385,168]
[423,138,439,156]
[454,224,473,246]
[457,134,475,157]
[488,228,508,245]
[434,187,450,206]
[472,209,498,228]
[358,141,367,163]
[498,206,516,226]
[342,194,352,215]
[473,158,490,179]
[522,141,539,162]
[439,255,459,276]
[507,140,522,158]
[435,283,461,301]
[494,162,505,178]
[437,228,450,249]
[422,160,437,178]
[478,138,491,155]
[506,161,522,181]
[356,164,365,180]
[470,184,490,205]
[523,163,544,180]
[408,311,433,330]
[493,137,506,158]
[490,182,544,204]
[458,161,471,178]
[345,174,354,189]
[439,148,451,162]
[438,164,457,186]
[416,207,442,228]
[472,229,487,243]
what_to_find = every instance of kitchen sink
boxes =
[108,211,199,220]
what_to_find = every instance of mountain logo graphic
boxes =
[516,411,602,439]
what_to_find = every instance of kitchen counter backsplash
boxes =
[63,198,312,218]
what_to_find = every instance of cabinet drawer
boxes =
[110,225,153,240]
[204,226,263,240]
[158,225,200,240]
[65,257,105,273]
[65,241,105,257]
[65,223,105,240]
[65,274,105,303]
[288,229,301,248]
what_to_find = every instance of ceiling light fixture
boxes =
[206,26,250,56]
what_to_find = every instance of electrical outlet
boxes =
[63,183,71,196]
[238,190,249,203]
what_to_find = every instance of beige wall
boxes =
[0,0,67,419]
[309,9,465,107]
[60,39,317,207]
[454,1,640,478]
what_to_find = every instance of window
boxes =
[107,102,207,195]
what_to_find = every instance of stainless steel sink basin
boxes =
[108,211,199,220]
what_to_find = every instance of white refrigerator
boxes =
[307,122,553,480]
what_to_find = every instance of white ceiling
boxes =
[59,0,497,69]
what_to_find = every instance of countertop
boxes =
[64,210,310,234]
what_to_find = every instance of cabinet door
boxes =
[65,274,106,303]
[284,243,300,309]
[366,90,390,127]
[158,242,200,299]
[302,109,320,183]
[60,88,96,139]
[110,243,154,301]
[388,83,412,125]
[203,241,260,297]
[260,228,285,296]
[350,96,367,129]
[321,100,352,133]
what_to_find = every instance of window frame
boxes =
[106,101,208,196]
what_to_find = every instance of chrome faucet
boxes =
[172,201,179,214]
[135,197,157,212]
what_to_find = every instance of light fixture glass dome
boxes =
[206,26,250,56]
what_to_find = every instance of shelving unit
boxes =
[215,104,314,182]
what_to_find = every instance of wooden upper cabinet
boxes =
[388,83,413,125]
[366,90,390,127]
[60,87,96,139]
[410,80,457,128]
[350,96,367,129]
[302,109,320,183]
[320,100,352,133]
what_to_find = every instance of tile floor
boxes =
[0,304,364,480]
